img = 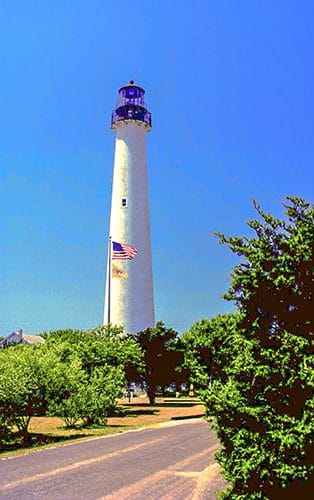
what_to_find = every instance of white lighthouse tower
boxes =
[104,80,155,333]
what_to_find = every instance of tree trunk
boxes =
[17,416,32,445]
[175,381,180,398]
[147,386,156,405]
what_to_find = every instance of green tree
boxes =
[45,327,143,425]
[0,327,143,440]
[0,344,72,443]
[49,363,124,427]
[181,313,241,389]
[203,196,314,499]
[134,321,186,404]
[44,326,142,379]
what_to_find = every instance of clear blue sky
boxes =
[1,0,313,336]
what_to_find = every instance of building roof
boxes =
[21,333,45,344]
[0,330,45,346]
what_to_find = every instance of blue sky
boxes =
[1,0,313,336]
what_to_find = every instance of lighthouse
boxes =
[104,81,155,333]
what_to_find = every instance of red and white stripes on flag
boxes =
[112,241,138,260]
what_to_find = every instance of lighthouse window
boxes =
[121,198,127,207]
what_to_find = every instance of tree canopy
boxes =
[181,313,242,388]
[133,321,187,403]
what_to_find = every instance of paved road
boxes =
[0,420,226,499]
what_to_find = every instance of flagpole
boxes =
[108,236,112,324]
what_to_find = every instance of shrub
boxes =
[203,197,314,499]
[0,345,70,443]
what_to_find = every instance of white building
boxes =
[104,81,155,334]
[0,329,45,348]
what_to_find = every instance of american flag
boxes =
[112,241,137,260]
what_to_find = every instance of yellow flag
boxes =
[112,263,128,279]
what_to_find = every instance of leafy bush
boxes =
[43,327,143,426]
[182,313,241,389]
[0,326,143,440]
[49,364,125,427]
[203,197,314,498]
[0,345,70,443]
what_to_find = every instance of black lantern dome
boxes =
[111,80,152,128]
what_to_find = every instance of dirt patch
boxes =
[108,396,205,427]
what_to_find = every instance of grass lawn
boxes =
[1,396,205,459]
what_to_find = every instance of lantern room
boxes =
[111,80,152,128]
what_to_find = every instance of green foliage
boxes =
[43,327,143,426]
[134,321,187,403]
[0,344,71,442]
[44,326,142,376]
[49,364,125,428]
[203,196,314,498]
[0,326,143,442]
[181,313,241,389]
